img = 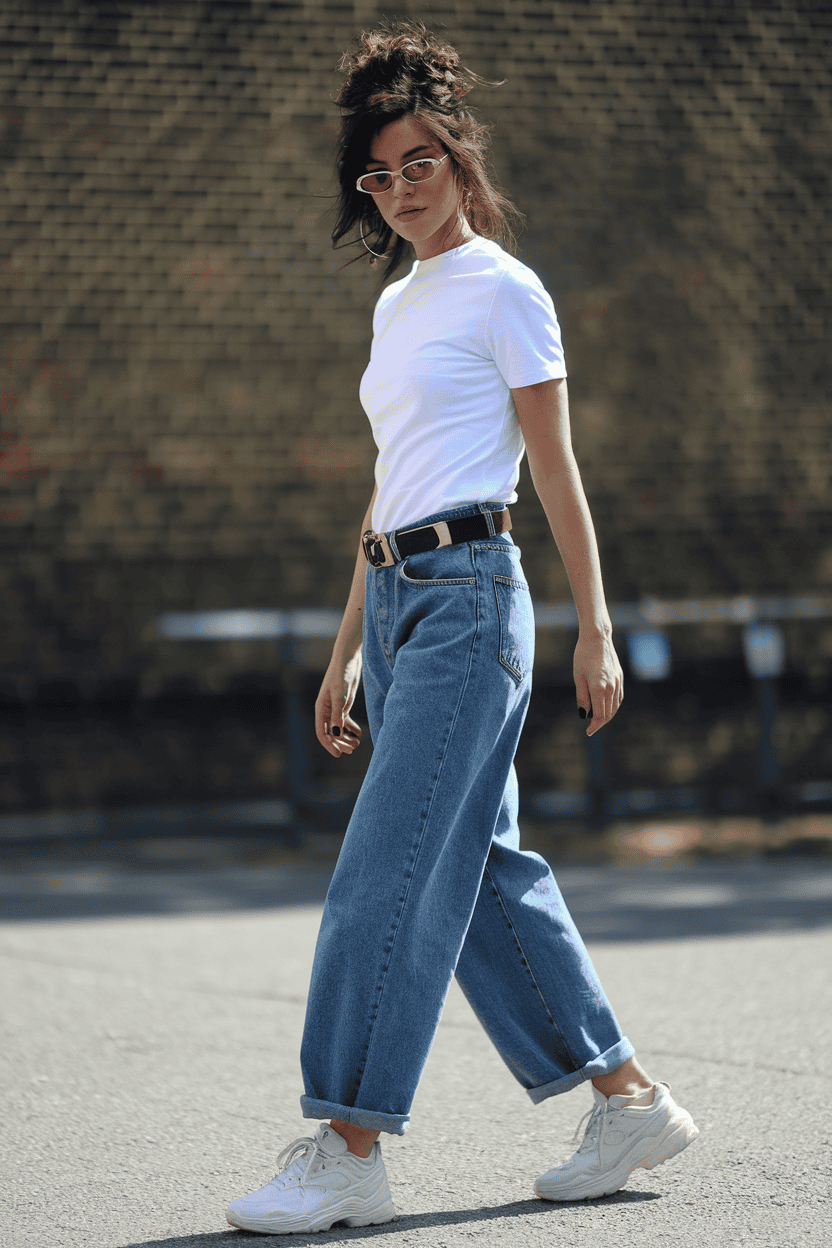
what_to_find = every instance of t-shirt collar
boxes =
[411,235,487,276]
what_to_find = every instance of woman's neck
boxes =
[413,215,477,262]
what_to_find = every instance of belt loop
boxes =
[478,501,496,537]
[387,529,402,562]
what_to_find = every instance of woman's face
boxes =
[363,115,469,260]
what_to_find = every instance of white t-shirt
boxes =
[359,235,567,535]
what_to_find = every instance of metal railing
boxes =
[154,594,832,831]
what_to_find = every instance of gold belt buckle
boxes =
[363,529,395,567]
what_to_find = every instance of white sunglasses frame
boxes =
[356,154,449,194]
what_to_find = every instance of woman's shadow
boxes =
[124,1189,661,1246]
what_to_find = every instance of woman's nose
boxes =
[391,172,414,197]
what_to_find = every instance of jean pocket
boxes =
[398,550,476,586]
[493,574,535,685]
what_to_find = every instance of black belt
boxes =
[363,507,512,568]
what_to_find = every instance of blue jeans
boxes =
[300,501,633,1134]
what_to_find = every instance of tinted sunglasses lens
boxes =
[403,161,436,183]
[360,172,392,192]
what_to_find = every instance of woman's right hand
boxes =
[315,650,364,758]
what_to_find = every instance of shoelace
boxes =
[570,1090,656,1155]
[572,1102,614,1153]
[270,1135,320,1185]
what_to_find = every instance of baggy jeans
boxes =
[300,501,633,1134]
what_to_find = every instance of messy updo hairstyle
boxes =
[332,20,522,278]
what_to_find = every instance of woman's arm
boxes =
[314,482,378,759]
[331,481,378,665]
[511,378,623,735]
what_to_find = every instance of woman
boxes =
[227,22,697,1235]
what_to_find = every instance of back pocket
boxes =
[493,574,535,685]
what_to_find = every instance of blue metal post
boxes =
[742,622,785,820]
[585,730,607,830]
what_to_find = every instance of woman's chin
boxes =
[391,216,430,243]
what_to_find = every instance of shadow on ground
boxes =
[0,827,830,940]
[122,1190,660,1246]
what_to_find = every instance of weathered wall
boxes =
[1,0,830,810]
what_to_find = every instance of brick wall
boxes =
[1,0,830,809]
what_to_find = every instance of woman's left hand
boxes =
[574,632,624,736]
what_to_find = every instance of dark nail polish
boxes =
[578,707,587,720]
[332,726,340,737]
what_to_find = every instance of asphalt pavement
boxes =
[1,828,831,1247]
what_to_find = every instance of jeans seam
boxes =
[400,572,476,586]
[354,584,481,1100]
[493,573,532,687]
[368,567,396,675]
[482,862,577,1066]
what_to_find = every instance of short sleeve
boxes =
[484,266,567,388]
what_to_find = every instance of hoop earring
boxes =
[360,219,387,260]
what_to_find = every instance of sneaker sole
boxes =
[534,1116,699,1202]
[226,1197,397,1234]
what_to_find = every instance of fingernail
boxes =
[578,707,587,720]
[332,725,340,737]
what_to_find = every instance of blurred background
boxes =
[1,0,831,867]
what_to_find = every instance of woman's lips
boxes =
[396,207,425,218]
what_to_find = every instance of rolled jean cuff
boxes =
[300,1096,410,1136]
[526,1036,636,1105]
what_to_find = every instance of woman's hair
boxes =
[332,19,522,279]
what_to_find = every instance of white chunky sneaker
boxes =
[535,1082,699,1201]
[226,1123,397,1234]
